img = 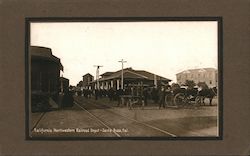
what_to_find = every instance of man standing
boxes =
[143,87,149,106]
[158,86,166,109]
[94,89,99,100]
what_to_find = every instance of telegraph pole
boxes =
[118,59,127,90]
[93,65,103,89]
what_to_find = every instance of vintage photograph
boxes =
[28,19,221,139]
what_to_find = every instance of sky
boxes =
[30,21,218,86]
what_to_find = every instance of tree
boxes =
[185,80,196,89]
[77,81,83,87]
[197,82,209,89]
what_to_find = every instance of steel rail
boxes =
[74,101,121,137]
[75,98,177,137]
[31,112,46,131]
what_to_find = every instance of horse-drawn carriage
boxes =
[118,84,217,109]
[165,86,217,108]
[171,86,201,108]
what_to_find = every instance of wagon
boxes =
[165,86,202,108]
[120,95,145,109]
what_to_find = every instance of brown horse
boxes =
[198,87,217,105]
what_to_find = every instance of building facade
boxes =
[176,68,218,88]
[82,73,94,89]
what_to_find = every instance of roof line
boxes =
[126,70,148,79]
[176,67,217,75]
[98,69,148,81]
[136,70,171,81]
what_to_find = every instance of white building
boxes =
[176,68,218,88]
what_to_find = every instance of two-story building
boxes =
[176,68,218,88]
[82,73,94,89]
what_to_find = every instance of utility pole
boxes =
[93,65,103,89]
[118,59,127,90]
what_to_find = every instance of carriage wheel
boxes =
[195,96,202,106]
[173,93,186,107]
[165,94,172,107]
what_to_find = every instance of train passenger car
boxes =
[30,46,63,112]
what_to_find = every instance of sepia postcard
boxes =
[27,18,222,140]
[1,0,250,155]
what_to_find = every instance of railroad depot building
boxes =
[91,67,171,90]
[176,68,218,88]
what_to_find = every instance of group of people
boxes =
[74,85,174,109]
[150,85,172,108]
[72,83,217,109]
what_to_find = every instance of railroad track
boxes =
[31,112,46,131]
[74,98,177,137]
[31,97,178,137]
[74,101,121,137]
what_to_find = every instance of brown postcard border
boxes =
[25,17,224,141]
[1,0,250,155]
